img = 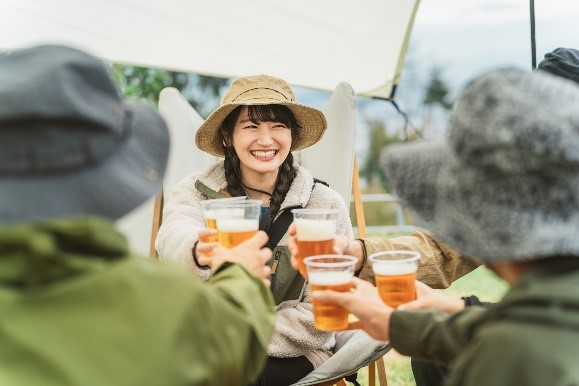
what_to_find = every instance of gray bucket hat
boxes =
[0,45,169,225]
[383,68,579,262]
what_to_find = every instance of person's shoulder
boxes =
[123,256,198,283]
[307,184,347,212]
[451,322,576,386]
[311,180,344,202]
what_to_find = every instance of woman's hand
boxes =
[199,231,272,287]
[287,223,365,276]
[195,228,219,265]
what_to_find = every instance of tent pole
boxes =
[530,0,537,70]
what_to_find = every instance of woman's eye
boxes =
[273,124,288,129]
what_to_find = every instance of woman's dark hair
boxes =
[221,105,301,230]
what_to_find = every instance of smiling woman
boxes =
[155,74,354,386]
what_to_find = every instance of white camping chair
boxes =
[144,85,390,386]
[115,87,214,257]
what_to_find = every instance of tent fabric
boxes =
[0,0,420,99]
[296,81,357,206]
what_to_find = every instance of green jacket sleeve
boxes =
[389,307,487,366]
[175,262,276,385]
[358,231,481,288]
[207,263,276,380]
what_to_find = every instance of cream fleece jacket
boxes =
[156,160,353,367]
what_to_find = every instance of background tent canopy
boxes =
[0,0,419,99]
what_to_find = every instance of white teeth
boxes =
[251,150,276,159]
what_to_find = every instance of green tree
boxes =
[111,64,228,114]
[360,120,401,191]
[423,67,452,110]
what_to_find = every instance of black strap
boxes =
[345,372,362,386]
[265,206,301,250]
[313,177,329,187]
[265,177,327,249]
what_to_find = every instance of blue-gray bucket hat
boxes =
[0,45,169,225]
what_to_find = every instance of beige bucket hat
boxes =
[195,74,327,157]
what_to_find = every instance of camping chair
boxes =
[294,83,390,386]
[149,84,390,386]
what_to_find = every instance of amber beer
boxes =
[294,218,336,276]
[373,265,417,307]
[200,213,218,243]
[217,218,258,248]
[370,251,420,307]
[200,197,247,256]
[309,272,353,331]
[305,255,357,331]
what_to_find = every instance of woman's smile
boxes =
[250,149,278,160]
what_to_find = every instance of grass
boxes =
[352,265,508,386]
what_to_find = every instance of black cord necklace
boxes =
[223,143,273,200]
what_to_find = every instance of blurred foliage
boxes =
[110,64,228,114]
[360,120,423,192]
[359,120,402,191]
[350,201,402,228]
[424,66,452,110]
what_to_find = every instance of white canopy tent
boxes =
[0,0,419,99]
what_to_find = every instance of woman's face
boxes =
[231,106,292,178]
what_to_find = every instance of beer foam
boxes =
[308,271,352,285]
[214,208,245,219]
[203,210,216,219]
[372,263,417,276]
[295,219,336,240]
[217,218,258,232]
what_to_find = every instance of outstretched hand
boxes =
[199,231,272,287]
[313,277,393,341]
[397,281,465,314]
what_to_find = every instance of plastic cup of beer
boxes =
[305,255,356,331]
[291,209,339,277]
[213,199,261,248]
[369,250,420,307]
[199,197,247,256]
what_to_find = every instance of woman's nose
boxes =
[256,128,274,145]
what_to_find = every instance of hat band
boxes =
[229,87,294,103]
[0,110,133,175]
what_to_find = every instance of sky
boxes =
[305,0,579,157]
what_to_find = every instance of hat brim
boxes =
[383,140,500,260]
[382,140,579,262]
[195,101,327,157]
[0,102,169,225]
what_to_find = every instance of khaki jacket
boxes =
[358,231,480,288]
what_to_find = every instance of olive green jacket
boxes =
[0,217,275,386]
[390,257,579,386]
